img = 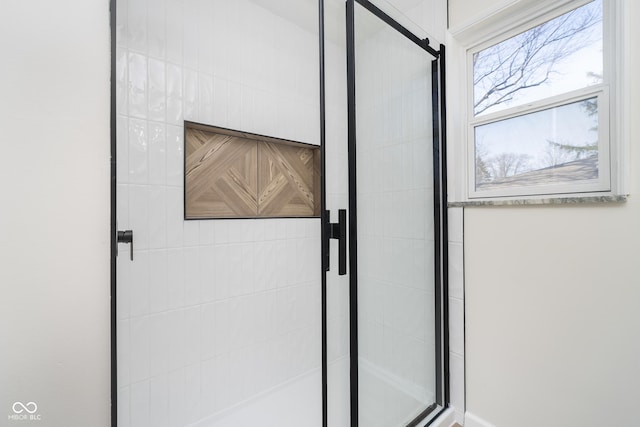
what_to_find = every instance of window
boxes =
[465,0,619,200]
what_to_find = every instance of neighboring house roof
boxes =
[477,154,599,190]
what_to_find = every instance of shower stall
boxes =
[112,0,447,426]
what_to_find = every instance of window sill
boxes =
[448,194,628,207]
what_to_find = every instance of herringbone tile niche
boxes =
[185,122,320,219]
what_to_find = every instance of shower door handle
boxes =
[117,230,134,261]
[326,209,346,275]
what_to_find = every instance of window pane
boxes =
[475,97,599,191]
[473,0,602,116]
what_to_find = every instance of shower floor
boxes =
[359,358,435,427]
[187,369,322,427]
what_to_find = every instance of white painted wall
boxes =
[448,0,511,30]
[448,1,640,426]
[0,0,111,426]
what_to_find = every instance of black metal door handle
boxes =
[326,209,346,275]
[117,230,134,261]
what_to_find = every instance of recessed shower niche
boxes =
[185,122,321,219]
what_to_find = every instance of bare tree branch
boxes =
[473,1,602,115]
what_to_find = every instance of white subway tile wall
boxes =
[116,1,323,426]
[448,207,465,424]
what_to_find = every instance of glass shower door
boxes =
[346,0,446,425]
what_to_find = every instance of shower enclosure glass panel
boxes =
[321,0,350,427]
[350,1,439,425]
[114,1,322,426]
[323,0,351,426]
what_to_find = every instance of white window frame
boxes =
[448,0,628,203]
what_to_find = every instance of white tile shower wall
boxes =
[448,206,465,424]
[116,0,323,425]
